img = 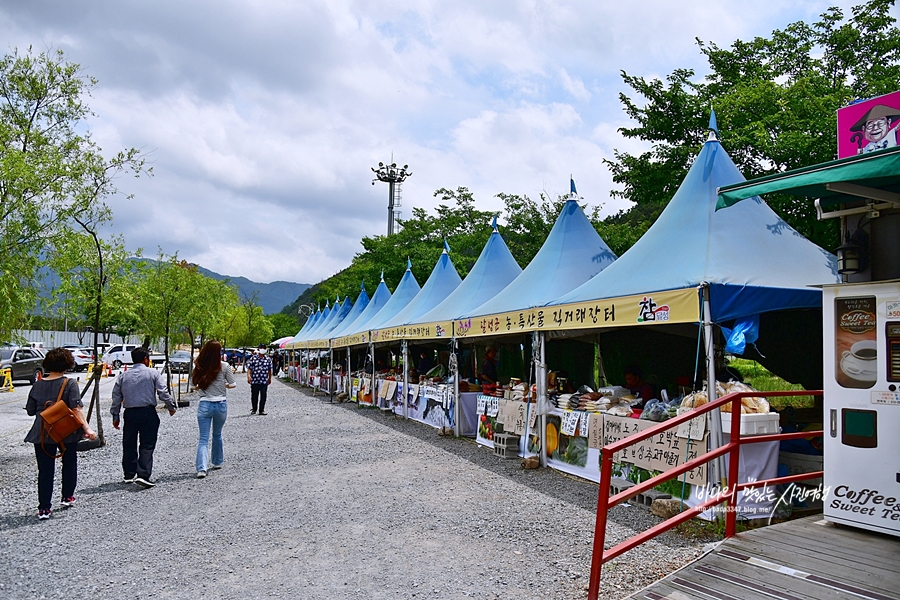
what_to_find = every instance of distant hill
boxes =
[195,267,310,314]
[35,263,310,316]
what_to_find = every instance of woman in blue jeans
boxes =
[191,341,235,478]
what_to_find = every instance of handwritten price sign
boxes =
[560,410,580,436]
[603,415,708,483]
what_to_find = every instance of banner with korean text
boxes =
[455,288,698,339]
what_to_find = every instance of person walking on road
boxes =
[24,347,98,520]
[191,341,236,478]
[110,347,177,488]
[247,345,272,415]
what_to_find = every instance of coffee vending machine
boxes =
[823,280,900,536]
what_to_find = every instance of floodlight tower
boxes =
[371,160,412,236]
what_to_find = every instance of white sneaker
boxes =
[196,471,207,479]
[210,464,223,470]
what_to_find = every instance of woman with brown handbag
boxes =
[24,347,97,520]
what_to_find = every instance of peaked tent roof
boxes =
[334,277,392,338]
[552,132,840,321]
[415,226,522,324]
[468,197,617,317]
[314,295,354,340]
[378,249,462,328]
[288,308,323,347]
[300,300,337,341]
[327,284,371,339]
[356,263,422,332]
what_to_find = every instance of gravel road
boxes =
[0,374,705,599]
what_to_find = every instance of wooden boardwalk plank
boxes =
[668,568,785,600]
[701,552,873,600]
[718,540,900,595]
[730,529,898,574]
[735,527,900,580]
[615,516,900,600]
[741,521,900,562]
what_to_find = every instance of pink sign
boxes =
[837,90,900,158]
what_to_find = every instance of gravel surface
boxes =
[0,375,706,599]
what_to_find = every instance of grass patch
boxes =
[727,358,815,409]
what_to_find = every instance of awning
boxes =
[716,146,900,209]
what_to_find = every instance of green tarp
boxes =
[716,146,900,209]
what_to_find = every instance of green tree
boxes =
[0,47,144,339]
[267,312,300,340]
[605,0,900,252]
[208,286,242,348]
[237,292,273,349]
[291,188,496,308]
[181,271,233,350]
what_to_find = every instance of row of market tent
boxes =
[281,115,841,457]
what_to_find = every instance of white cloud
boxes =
[0,0,892,283]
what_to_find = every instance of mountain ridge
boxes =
[194,266,311,314]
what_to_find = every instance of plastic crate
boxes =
[720,412,780,436]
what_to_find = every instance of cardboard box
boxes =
[720,412,781,436]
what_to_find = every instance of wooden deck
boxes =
[622,516,900,600]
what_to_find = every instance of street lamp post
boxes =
[371,161,412,236]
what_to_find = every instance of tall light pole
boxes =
[371,161,412,236]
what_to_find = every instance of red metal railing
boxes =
[587,390,824,600]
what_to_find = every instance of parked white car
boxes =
[101,344,165,369]
[62,345,94,371]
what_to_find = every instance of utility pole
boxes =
[371,160,412,236]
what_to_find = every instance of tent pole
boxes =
[329,345,334,403]
[703,283,725,486]
[370,341,376,407]
[402,340,409,419]
[538,331,548,468]
[452,336,460,437]
[522,333,533,457]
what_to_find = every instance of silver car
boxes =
[0,346,47,384]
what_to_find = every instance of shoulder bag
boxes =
[40,379,82,457]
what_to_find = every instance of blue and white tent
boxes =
[351,260,422,333]
[327,283,370,339]
[375,245,462,330]
[468,186,617,318]
[333,275,393,340]
[415,219,522,324]
[550,123,839,321]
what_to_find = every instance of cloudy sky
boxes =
[1,0,883,285]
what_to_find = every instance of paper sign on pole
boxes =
[676,413,707,440]
[578,412,589,438]
[511,402,528,435]
[496,399,513,426]
[588,413,604,449]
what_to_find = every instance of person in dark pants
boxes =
[110,347,176,488]
[246,345,273,415]
[24,347,97,520]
